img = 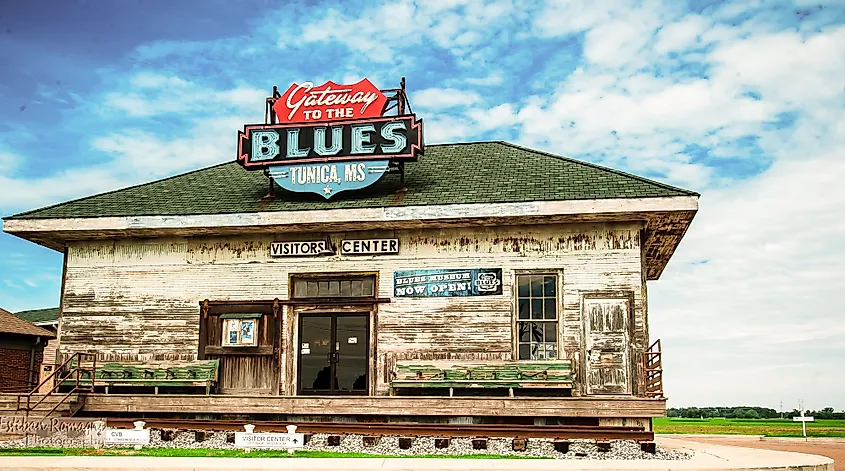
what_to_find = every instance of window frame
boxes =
[513,270,562,361]
[290,273,378,299]
[221,317,259,347]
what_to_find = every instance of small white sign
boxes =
[348,337,358,344]
[793,416,815,422]
[105,428,150,446]
[235,432,305,449]
[271,241,333,257]
[340,239,399,255]
[301,348,311,355]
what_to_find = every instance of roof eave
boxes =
[33,320,59,327]
[7,331,58,339]
[3,195,699,279]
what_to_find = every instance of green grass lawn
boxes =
[654,418,845,437]
[0,447,544,459]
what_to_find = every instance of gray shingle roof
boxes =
[5,141,697,220]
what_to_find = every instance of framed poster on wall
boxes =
[221,315,259,347]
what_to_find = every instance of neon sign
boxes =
[237,79,424,199]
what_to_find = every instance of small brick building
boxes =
[14,308,60,366]
[0,308,56,393]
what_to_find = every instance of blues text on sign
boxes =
[238,115,422,167]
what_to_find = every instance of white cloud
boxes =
[413,87,483,109]
[424,115,477,143]
[532,0,620,37]
[130,73,191,89]
[104,94,185,117]
[103,72,266,118]
[654,14,711,54]
[709,27,845,107]
[467,103,519,130]
[290,0,514,62]
[465,72,504,86]
[1,73,264,214]
[0,165,128,213]
[652,148,845,410]
[0,152,18,174]
[583,19,655,67]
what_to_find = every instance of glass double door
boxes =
[297,313,369,395]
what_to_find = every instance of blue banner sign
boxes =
[394,268,503,297]
[269,160,389,199]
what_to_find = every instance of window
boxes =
[221,314,260,347]
[516,274,558,360]
[293,275,375,298]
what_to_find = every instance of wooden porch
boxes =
[78,394,667,418]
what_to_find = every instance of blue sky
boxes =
[1,0,844,409]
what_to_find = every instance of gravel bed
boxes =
[0,429,693,460]
[301,434,691,460]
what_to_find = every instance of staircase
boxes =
[10,352,96,419]
[643,339,664,398]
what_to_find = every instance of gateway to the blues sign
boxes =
[237,78,424,198]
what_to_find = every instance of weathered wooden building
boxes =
[2,140,697,427]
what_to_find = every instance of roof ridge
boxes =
[427,140,501,147]
[497,141,700,197]
[3,141,700,223]
[4,160,236,220]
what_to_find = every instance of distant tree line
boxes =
[667,407,845,419]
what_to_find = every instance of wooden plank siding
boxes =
[58,221,648,397]
[81,394,667,418]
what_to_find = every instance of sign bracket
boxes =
[388,161,406,185]
[262,169,275,200]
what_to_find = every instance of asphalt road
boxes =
[672,435,844,471]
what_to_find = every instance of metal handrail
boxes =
[642,339,663,398]
[17,352,97,417]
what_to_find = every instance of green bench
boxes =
[390,360,574,396]
[61,359,220,395]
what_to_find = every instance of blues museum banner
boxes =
[394,268,503,297]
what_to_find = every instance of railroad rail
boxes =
[106,418,653,441]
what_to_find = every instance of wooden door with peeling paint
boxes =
[583,297,632,395]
